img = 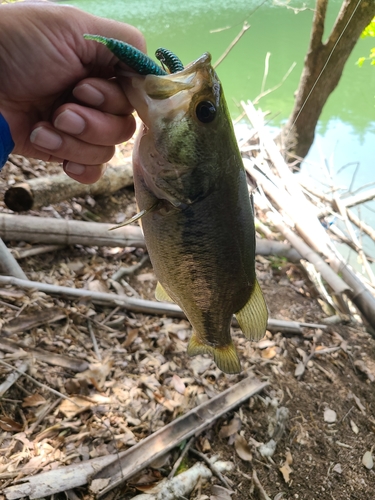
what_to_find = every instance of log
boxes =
[4,162,133,212]
[0,214,301,261]
[0,214,145,248]
[0,276,327,334]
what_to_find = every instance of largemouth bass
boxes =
[125,53,268,373]
[84,36,268,373]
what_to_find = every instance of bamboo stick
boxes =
[4,162,133,212]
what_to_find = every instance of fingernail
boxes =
[54,110,86,135]
[73,84,105,106]
[30,127,62,150]
[64,162,86,176]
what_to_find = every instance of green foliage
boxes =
[357,17,375,67]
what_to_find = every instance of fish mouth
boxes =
[124,53,220,126]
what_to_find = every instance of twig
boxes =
[0,275,328,334]
[87,320,102,361]
[253,61,297,105]
[190,448,233,491]
[26,397,62,436]
[252,469,272,500]
[0,361,29,398]
[168,437,195,479]
[12,244,64,260]
[0,238,27,280]
[112,255,149,281]
[0,358,82,407]
[213,22,250,68]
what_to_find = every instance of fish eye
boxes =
[196,101,216,123]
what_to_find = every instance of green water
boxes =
[67,0,375,262]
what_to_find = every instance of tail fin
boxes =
[187,331,241,374]
[235,279,268,341]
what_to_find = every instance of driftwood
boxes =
[4,162,133,212]
[0,238,27,280]
[0,214,145,248]
[4,377,268,499]
[0,275,327,334]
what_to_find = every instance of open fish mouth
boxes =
[123,53,221,128]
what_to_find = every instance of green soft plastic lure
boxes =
[83,34,184,75]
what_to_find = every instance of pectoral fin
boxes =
[235,279,268,341]
[187,332,241,374]
[155,282,175,303]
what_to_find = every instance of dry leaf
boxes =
[332,463,342,474]
[279,463,292,483]
[22,393,47,407]
[294,362,305,377]
[219,416,242,439]
[234,433,252,462]
[0,416,23,432]
[210,484,234,500]
[324,408,337,423]
[87,280,109,293]
[171,374,186,395]
[59,396,92,418]
[261,346,277,359]
[350,419,359,434]
[362,451,374,470]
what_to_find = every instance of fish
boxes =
[84,36,268,373]
[124,53,268,374]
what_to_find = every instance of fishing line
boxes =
[287,0,363,139]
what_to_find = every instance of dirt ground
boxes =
[0,152,375,500]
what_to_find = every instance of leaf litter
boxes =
[1,149,375,499]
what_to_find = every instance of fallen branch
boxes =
[0,238,27,280]
[0,214,145,248]
[4,377,268,499]
[0,361,29,398]
[4,162,133,212]
[0,275,327,334]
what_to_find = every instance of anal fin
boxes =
[155,282,175,303]
[187,332,241,374]
[235,279,268,341]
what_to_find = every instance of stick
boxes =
[190,448,233,491]
[0,275,327,334]
[0,214,145,248]
[168,437,195,479]
[0,361,29,398]
[0,238,27,280]
[4,162,133,212]
[4,377,268,499]
[213,22,250,68]
[333,195,375,285]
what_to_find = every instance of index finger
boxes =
[73,78,134,115]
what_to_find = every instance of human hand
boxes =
[0,2,145,183]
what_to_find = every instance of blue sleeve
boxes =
[0,113,15,171]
